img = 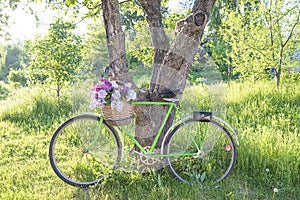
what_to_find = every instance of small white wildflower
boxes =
[266,168,270,173]
[273,188,278,193]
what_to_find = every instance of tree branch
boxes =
[282,10,299,48]
[137,0,170,92]
[265,0,276,62]
[119,0,133,5]
[237,37,267,57]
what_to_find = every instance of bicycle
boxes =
[49,89,239,187]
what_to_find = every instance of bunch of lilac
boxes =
[90,78,136,112]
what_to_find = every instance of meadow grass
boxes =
[0,80,299,199]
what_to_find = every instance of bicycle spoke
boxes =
[49,115,121,187]
[165,119,236,184]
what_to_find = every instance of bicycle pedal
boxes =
[129,147,135,155]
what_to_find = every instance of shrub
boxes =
[0,81,9,100]
[8,69,27,86]
[0,87,73,132]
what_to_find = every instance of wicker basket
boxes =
[102,101,133,126]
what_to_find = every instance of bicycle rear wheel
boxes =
[49,114,121,187]
[164,119,236,184]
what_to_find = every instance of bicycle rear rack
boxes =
[193,111,239,146]
[193,111,212,122]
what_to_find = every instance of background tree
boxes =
[205,0,238,81]
[0,1,10,41]
[0,45,6,77]
[26,18,83,100]
[0,44,28,83]
[219,0,299,86]
[81,23,109,79]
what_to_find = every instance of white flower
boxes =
[89,98,105,109]
[111,81,118,89]
[89,100,97,110]
[111,100,123,112]
[266,168,270,173]
[112,90,121,101]
[126,89,137,101]
[273,188,278,193]
[116,101,123,112]
[98,89,107,98]
[125,82,132,88]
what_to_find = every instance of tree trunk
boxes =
[277,47,283,88]
[102,0,216,170]
[135,0,216,149]
[102,0,133,84]
[134,0,171,147]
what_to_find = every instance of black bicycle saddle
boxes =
[158,89,183,98]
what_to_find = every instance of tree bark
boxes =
[102,0,132,84]
[134,0,171,147]
[102,0,216,170]
[134,0,216,149]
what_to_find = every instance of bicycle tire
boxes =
[164,119,236,184]
[49,114,121,187]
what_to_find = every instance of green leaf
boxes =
[200,172,206,183]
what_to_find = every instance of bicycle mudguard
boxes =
[212,116,240,146]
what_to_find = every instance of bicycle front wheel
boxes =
[49,114,121,187]
[164,119,236,184]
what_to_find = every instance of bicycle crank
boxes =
[138,146,161,166]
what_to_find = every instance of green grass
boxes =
[226,81,299,187]
[0,80,299,199]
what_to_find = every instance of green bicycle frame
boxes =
[123,101,176,154]
[86,101,174,155]
[94,101,200,158]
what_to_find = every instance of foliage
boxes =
[0,44,28,82]
[126,21,154,67]
[216,0,299,85]
[0,81,9,100]
[26,18,83,99]
[206,37,236,81]
[0,80,299,199]
[7,68,27,86]
[0,1,10,40]
[81,23,108,79]
[0,44,6,76]
[202,0,239,80]
[119,0,144,32]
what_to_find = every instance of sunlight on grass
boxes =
[0,81,299,199]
